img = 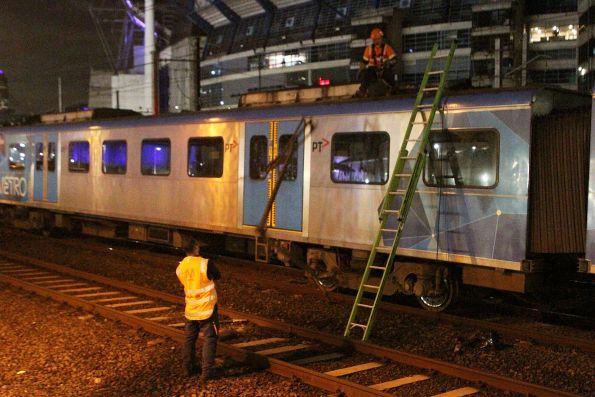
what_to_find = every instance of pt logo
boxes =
[312,138,329,152]
[225,139,238,152]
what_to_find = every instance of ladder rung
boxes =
[380,228,398,233]
[428,70,444,75]
[383,209,400,214]
[389,190,406,196]
[423,87,439,92]
[350,322,368,329]
[394,173,412,177]
[370,266,386,270]
[400,156,417,160]
[433,54,449,59]
[357,303,373,309]
[363,284,379,290]
[417,104,434,109]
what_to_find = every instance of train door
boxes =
[32,133,58,203]
[243,120,304,231]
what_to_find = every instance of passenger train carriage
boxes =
[1,87,593,310]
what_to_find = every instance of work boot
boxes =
[185,364,201,377]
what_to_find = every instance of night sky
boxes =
[0,0,109,114]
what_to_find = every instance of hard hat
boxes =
[370,28,384,40]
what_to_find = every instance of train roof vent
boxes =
[238,83,360,107]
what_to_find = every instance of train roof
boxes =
[0,86,589,134]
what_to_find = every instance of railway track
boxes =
[0,252,583,397]
[51,236,595,351]
[6,228,594,334]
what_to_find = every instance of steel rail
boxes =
[0,251,582,397]
[0,271,391,397]
[39,236,595,350]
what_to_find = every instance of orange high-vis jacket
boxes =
[363,43,396,68]
[176,256,218,320]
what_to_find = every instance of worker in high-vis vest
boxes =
[176,239,221,384]
[355,27,397,97]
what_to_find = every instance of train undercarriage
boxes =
[0,204,545,312]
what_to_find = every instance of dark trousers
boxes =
[359,67,395,93]
[183,305,219,378]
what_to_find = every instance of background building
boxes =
[88,0,586,113]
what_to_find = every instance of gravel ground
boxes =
[0,284,321,396]
[1,227,594,396]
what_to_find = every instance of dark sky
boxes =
[0,0,109,114]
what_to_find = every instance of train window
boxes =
[102,140,127,174]
[278,135,298,181]
[249,135,268,180]
[331,132,389,184]
[68,141,90,172]
[8,143,26,170]
[35,142,44,171]
[141,139,170,176]
[187,137,223,178]
[424,129,499,188]
[48,142,56,172]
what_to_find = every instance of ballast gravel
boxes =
[0,227,594,396]
[0,284,320,397]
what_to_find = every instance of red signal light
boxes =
[318,77,330,86]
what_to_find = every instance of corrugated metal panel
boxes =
[271,0,313,9]
[226,0,265,18]
[529,109,590,255]
[199,0,311,28]
[200,7,229,27]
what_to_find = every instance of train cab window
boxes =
[141,139,170,176]
[278,135,298,181]
[102,140,127,174]
[48,142,56,172]
[331,132,389,184]
[35,142,44,171]
[249,135,268,180]
[424,129,499,188]
[68,141,90,172]
[187,137,223,178]
[8,143,26,170]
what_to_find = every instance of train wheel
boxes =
[416,275,458,312]
[313,273,338,292]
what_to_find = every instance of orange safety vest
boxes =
[363,43,396,67]
[176,256,218,321]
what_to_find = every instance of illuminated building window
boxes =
[265,50,306,69]
[284,17,295,28]
[424,129,499,188]
[530,24,577,43]
[331,132,389,185]
[69,141,90,172]
[141,139,170,176]
[187,137,223,178]
[8,143,26,170]
[102,140,127,174]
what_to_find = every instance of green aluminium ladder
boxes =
[344,42,457,341]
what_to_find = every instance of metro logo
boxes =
[1,176,27,198]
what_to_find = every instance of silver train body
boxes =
[1,87,593,309]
